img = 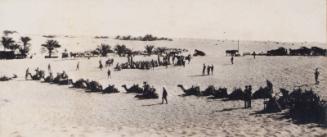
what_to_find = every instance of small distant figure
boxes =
[25,67,31,80]
[107,69,111,78]
[231,56,234,64]
[211,64,214,75]
[162,87,168,104]
[315,68,320,84]
[99,60,103,70]
[252,51,256,59]
[207,65,210,75]
[48,63,51,72]
[76,62,80,71]
[202,64,206,75]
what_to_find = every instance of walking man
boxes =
[202,64,206,75]
[162,87,168,104]
[315,68,320,84]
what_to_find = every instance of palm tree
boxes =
[96,43,112,56]
[1,37,15,51]
[20,36,31,57]
[145,45,154,55]
[114,44,128,56]
[41,40,61,58]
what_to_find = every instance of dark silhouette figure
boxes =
[253,51,256,59]
[244,85,252,108]
[231,56,234,64]
[99,60,103,70]
[107,69,111,78]
[25,67,31,80]
[202,64,206,75]
[315,68,320,84]
[162,87,168,104]
[48,63,51,72]
[207,65,210,75]
[76,62,80,71]
[211,64,214,75]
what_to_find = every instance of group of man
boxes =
[202,64,214,75]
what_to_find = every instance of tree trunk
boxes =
[49,49,52,58]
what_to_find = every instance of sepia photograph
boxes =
[0,0,326,136]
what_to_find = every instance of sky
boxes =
[0,0,326,42]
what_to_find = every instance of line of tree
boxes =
[1,36,31,58]
[267,46,327,56]
[115,34,173,41]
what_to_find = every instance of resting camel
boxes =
[177,84,200,96]
[30,70,45,80]
[102,85,120,94]
[135,86,159,99]
[87,81,103,92]
[71,79,89,89]
[212,87,228,98]
[0,74,17,81]
[121,84,143,93]
[252,80,273,99]
[201,85,215,96]
[228,88,245,100]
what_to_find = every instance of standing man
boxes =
[202,64,206,75]
[76,61,80,71]
[315,68,320,84]
[162,87,168,104]
[25,67,30,80]
[207,65,210,75]
[253,51,256,59]
[99,60,103,70]
[231,56,234,64]
[107,69,111,79]
[211,64,214,75]
[48,63,51,72]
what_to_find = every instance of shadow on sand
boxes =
[142,102,163,107]
[188,74,210,77]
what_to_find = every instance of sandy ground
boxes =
[0,38,327,137]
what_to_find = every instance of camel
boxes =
[102,85,120,94]
[0,74,17,81]
[30,70,45,80]
[212,87,228,98]
[228,88,245,100]
[135,87,159,99]
[177,84,200,96]
[193,49,206,56]
[252,80,273,99]
[71,79,89,89]
[87,81,103,92]
[121,84,143,93]
[201,85,215,96]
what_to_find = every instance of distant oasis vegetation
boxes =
[115,34,173,41]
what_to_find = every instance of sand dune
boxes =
[0,38,326,137]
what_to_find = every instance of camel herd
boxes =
[25,69,159,99]
[177,80,327,124]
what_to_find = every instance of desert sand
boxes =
[0,37,326,137]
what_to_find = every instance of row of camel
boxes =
[27,70,159,99]
[177,80,273,100]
